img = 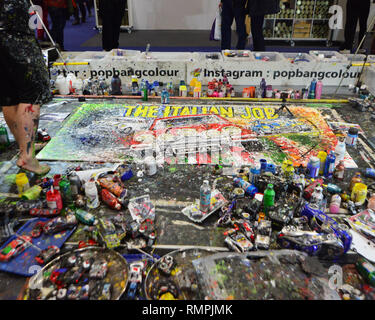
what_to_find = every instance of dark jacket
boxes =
[246,0,280,16]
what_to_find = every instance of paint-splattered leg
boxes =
[13,103,50,175]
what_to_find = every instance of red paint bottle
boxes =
[46,187,63,210]
[100,189,122,210]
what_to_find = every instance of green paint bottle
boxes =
[264,184,275,212]
[59,179,73,205]
[356,258,375,287]
[142,87,148,101]
[0,126,10,149]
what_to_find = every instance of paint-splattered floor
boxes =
[0,98,374,299]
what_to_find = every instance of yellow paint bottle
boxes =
[317,151,327,175]
[15,173,30,196]
[351,183,367,206]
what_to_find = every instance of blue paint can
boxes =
[346,127,359,146]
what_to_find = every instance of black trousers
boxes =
[48,6,67,50]
[342,0,370,51]
[221,0,247,50]
[251,15,265,51]
[99,0,127,51]
[74,0,87,22]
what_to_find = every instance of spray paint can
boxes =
[161,89,170,104]
[324,151,336,179]
[315,80,323,99]
[266,85,273,98]
[302,88,309,99]
[264,184,275,212]
[69,172,82,196]
[111,75,122,95]
[200,180,211,213]
[346,127,359,146]
[84,179,99,209]
[307,156,320,179]
[259,159,267,172]
[75,209,96,225]
[233,177,258,197]
[131,76,139,96]
[21,185,42,200]
[59,179,73,205]
[98,178,127,199]
[335,139,346,162]
[53,174,62,190]
[308,79,317,99]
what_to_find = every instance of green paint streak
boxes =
[287,134,319,148]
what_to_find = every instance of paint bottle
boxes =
[66,73,77,94]
[131,76,139,96]
[349,172,362,192]
[365,168,375,179]
[329,194,341,214]
[200,180,211,213]
[266,85,273,98]
[249,86,256,98]
[260,78,267,98]
[59,179,73,205]
[368,194,375,211]
[233,177,258,197]
[46,187,63,210]
[161,89,170,104]
[21,185,42,200]
[207,83,215,97]
[72,77,83,95]
[242,88,250,98]
[294,90,301,99]
[100,189,122,211]
[346,127,359,147]
[16,173,30,195]
[310,184,323,209]
[327,183,342,194]
[335,139,346,162]
[356,258,375,288]
[285,162,295,180]
[315,80,323,99]
[307,156,320,179]
[53,174,62,190]
[141,86,148,101]
[334,160,345,180]
[324,151,336,179]
[75,209,96,225]
[263,184,275,212]
[179,85,188,97]
[69,172,82,196]
[308,79,317,99]
[84,179,99,209]
[144,157,157,176]
[111,75,122,95]
[194,86,202,98]
[250,164,261,184]
[55,74,69,95]
[302,88,309,99]
[0,126,10,147]
[317,151,327,175]
[98,178,127,199]
[259,159,267,172]
[351,183,367,206]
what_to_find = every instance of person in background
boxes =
[34,0,50,41]
[220,0,248,50]
[246,0,280,51]
[47,0,68,50]
[340,0,371,53]
[0,0,52,175]
[98,0,127,51]
[72,0,87,25]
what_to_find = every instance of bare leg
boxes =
[3,103,50,175]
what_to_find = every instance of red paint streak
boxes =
[25,105,35,113]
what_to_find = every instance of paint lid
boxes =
[348,127,359,135]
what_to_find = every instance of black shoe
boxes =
[81,17,86,23]
[72,20,80,25]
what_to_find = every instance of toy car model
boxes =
[43,214,77,235]
[50,268,68,287]
[158,255,175,276]
[225,232,254,252]
[255,234,271,250]
[30,208,60,217]
[30,221,45,238]
[37,128,51,142]
[277,225,346,258]
[268,204,294,229]
[97,218,121,249]
[67,284,81,300]
[0,235,32,262]
[151,280,179,300]
[89,260,108,279]
[35,245,60,265]
[301,203,352,254]
[257,220,272,236]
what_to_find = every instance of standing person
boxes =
[220,0,248,50]
[247,0,280,51]
[0,0,52,175]
[72,0,87,25]
[340,0,371,53]
[98,0,127,51]
[47,0,68,50]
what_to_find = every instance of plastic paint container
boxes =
[346,127,359,146]
[16,173,30,195]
